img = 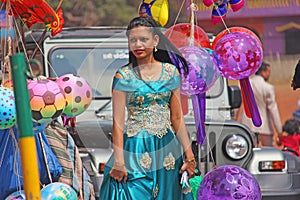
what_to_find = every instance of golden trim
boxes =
[276,22,300,32]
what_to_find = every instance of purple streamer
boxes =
[192,93,206,144]
[240,78,262,127]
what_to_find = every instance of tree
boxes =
[47,0,189,27]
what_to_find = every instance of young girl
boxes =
[277,119,300,156]
[99,16,195,199]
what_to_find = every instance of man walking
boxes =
[240,62,282,146]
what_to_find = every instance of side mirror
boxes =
[228,85,242,109]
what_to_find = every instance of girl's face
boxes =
[128,26,159,60]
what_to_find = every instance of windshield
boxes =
[48,47,129,96]
[48,47,223,98]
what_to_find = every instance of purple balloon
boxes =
[198,165,261,200]
[213,32,263,80]
[179,46,219,95]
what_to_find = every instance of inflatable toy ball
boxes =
[28,79,66,124]
[41,182,78,200]
[0,86,16,129]
[213,32,263,80]
[179,46,219,144]
[211,27,262,50]
[197,165,261,200]
[56,74,92,118]
[179,46,219,96]
[165,23,211,49]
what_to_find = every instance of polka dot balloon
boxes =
[56,74,92,117]
[0,86,16,129]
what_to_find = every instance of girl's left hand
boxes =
[180,160,196,178]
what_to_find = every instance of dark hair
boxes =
[283,119,300,135]
[126,16,189,75]
[255,61,270,75]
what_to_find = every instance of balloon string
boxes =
[189,1,197,46]
[10,128,23,192]
[210,0,230,33]
[171,0,186,27]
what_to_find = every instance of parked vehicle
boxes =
[24,27,300,199]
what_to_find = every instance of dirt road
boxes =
[274,83,300,125]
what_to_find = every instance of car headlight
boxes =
[223,134,248,160]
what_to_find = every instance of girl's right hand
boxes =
[109,165,128,182]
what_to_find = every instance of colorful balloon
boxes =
[180,46,219,95]
[212,27,262,49]
[138,0,169,27]
[179,46,219,144]
[198,165,261,200]
[41,182,78,200]
[28,79,66,123]
[213,32,263,80]
[0,87,16,129]
[56,74,92,118]
[213,32,263,127]
[165,23,211,49]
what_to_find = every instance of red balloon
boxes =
[165,23,211,49]
[212,27,262,49]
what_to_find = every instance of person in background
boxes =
[276,119,300,156]
[99,16,195,200]
[239,61,282,146]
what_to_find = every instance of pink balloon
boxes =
[213,32,263,80]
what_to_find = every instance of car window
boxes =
[48,47,129,96]
[48,46,223,98]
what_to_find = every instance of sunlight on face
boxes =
[128,26,158,59]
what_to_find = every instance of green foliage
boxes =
[45,0,188,27]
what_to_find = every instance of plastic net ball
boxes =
[179,46,219,95]
[0,86,16,129]
[213,32,263,80]
[28,79,66,123]
[56,74,92,117]
[198,165,261,200]
[41,182,78,200]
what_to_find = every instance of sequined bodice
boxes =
[112,63,180,138]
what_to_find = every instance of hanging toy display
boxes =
[213,32,263,126]
[202,0,245,25]
[165,23,211,49]
[138,0,169,27]
[179,46,219,144]
[0,86,16,129]
[28,79,66,124]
